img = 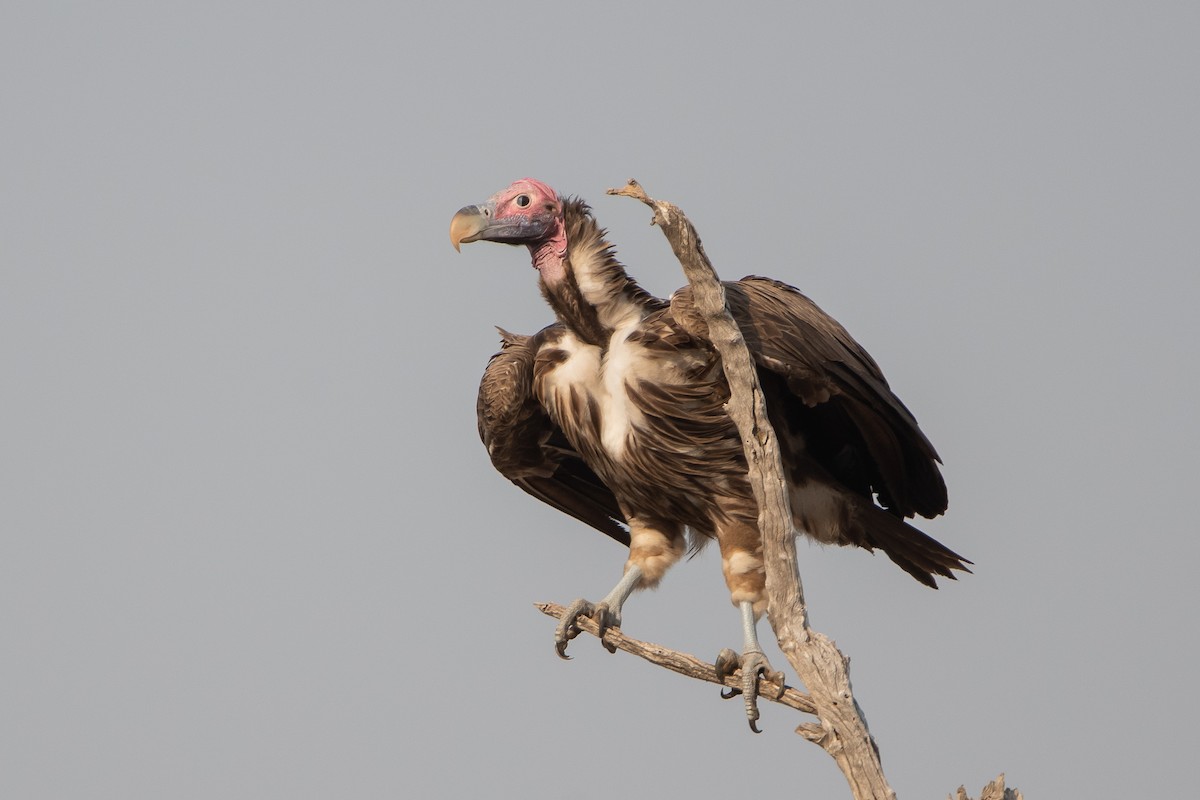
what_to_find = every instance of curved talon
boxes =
[714,648,743,700]
[554,598,597,660]
[554,598,624,658]
[714,647,740,681]
[766,669,786,699]
[742,655,762,733]
[714,647,783,733]
[592,601,619,653]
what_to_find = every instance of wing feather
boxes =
[670,276,947,519]
[477,327,629,545]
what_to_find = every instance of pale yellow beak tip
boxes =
[449,208,487,253]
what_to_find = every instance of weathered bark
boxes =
[952,774,1024,800]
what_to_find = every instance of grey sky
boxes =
[3,2,1197,797]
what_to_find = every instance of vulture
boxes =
[451,178,969,690]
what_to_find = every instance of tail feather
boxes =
[859,505,971,588]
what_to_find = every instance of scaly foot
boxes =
[714,647,786,733]
[554,598,621,659]
[554,567,643,659]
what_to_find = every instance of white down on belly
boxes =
[541,322,662,462]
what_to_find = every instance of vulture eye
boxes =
[514,194,531,208]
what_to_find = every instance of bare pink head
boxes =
[450,179,569,282]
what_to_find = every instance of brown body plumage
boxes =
[460,181,969,622]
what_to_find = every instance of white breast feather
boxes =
[541,326,648,462]
[546,333,602,389]
[600,323,645,459]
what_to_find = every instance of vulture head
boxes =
[449,178,564,251]
[450,179,570,281]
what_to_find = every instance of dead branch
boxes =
[952,774,1024,800]
[535,602,816,715]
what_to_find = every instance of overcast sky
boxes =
[3,2,1198,798]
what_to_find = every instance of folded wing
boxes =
[671,276,948,521]
[477,326,630,546]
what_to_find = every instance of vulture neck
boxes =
[535,199,663,346]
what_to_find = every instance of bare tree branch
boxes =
[535,602,816,715]
[951,774,1024,800]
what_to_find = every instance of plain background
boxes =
[3,2,1197,797]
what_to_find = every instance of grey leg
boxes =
[554,564,643,659]
[715,600,786,732]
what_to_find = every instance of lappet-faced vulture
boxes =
[452,179,969,716]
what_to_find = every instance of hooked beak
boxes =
[449,204,492,253]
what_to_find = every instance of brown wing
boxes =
[671,276,948,520]
[477,326,630,546]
